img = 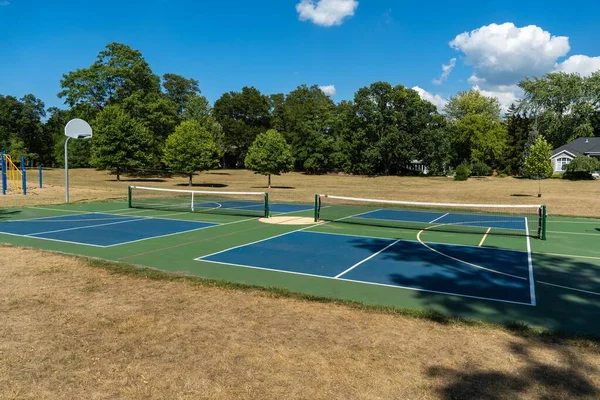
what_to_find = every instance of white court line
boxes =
[547,230,600,237]
[416,229,527,281]
[429,213,449,224]
[198,258,533,307]
[26,206,90,214]
[0,230,106,248]
[28,217,148,236]
[525,217,537,306]
[478,227,492,247]
[533,252,600,260]
[334,240,400,279]
[538,281,600,297]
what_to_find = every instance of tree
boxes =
[518,72,597,148]
[162,74,201,115]
[244,129,294,188]
[455,114,507,168]
[523,136,553,196]
[90,105,154,181]
[280,85,336,171]
[564,155,600,180]
[444,89,502,122]
[58,42,161,110]
[181,95,225,156]
[213,87,272,167]
[504,104,533,175]
[163,121,221,186]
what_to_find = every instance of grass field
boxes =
[1,168,599,399]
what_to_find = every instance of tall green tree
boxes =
[444,89,502,122]
[280,85,335,172]
[244,129,294,188]
[518,72,598,148]
[58,42,161,110]
[181,95,225,155]
[162,74,201,115]
[162,121,221,186]
[90,105,154,181]
[445,90,506,168]
[213,87,271,166]
[523,136,553,196]
[504,104,533,175]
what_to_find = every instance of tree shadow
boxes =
[116,178,167,183]
[428,341,599,399]
[251,186,296,190]
[511,193,535,197]
[346,237,600,337]
[175,183,229,188]
[0,209,22,220]
[206,172,231,176]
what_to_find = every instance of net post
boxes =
[39,165,43,188]
[264,192,270,217]
[191,192,195,212]
[127,186,132,208]
[21,156,26,196]
[541,205,547,241]
[314,194,319,222]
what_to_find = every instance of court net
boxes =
[129,186,269,217]
[315,194,547,239]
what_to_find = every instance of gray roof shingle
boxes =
[552,137,600,157]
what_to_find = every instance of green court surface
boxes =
[1,199,599,337]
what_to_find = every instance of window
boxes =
[555,157,571,171]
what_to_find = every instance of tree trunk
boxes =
[116,166,120,182]
[189,173,193,186]
[538,178,542,197]
[268,174,271,188]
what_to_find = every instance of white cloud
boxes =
[319,85,337,96]
[555,55,600,76]
[433,58,456,85]
[296,0,359,27]
[473,85,521,114]
[412,86,447,111]
[450,23,570,89]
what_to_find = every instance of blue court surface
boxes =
[0,213,217,247]
[353,209,528,231]
[197,230,535,305]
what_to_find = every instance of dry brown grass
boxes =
[1,246,599,400]
[4,168,599,217]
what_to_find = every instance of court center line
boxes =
[525,217,537,306]
[478,227,492,247]
[429,213,449,224]
[334,240,400,279]
[538,281,600,297]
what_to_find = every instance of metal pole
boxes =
[21,156,26,195]
[1,151,6,195]
[65,137,70,203]
[39,165,43,188]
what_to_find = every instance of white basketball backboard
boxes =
[65,119,93,139]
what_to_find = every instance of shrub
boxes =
[564,155,600,180]
[454,163,471,181]
[498,173,508,178]
[471,161,492,177]
[551,174,565,179]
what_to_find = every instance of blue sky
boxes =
[1,0,599,112]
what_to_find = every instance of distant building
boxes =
[550,137,600,173]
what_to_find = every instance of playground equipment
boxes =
[1,152,27,195]
[0,152,44,196]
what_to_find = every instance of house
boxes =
[550,137,600,173]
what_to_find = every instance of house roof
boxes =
[552,137,600,157]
